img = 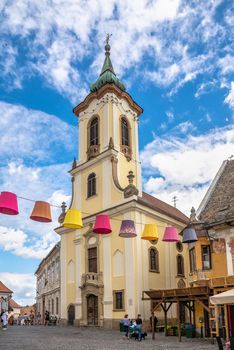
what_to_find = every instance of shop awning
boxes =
[210,288,234,305]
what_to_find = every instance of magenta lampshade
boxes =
[0,191,19,215]
[119,220,137,238]
[182,227,198,243]
[162,226,179,242]
[93,215,112,234]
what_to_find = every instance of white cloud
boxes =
[0,101,77,165]
[141,125,234,214]
[0,0,232,100]
[0,102,73,260]
[175,121,196,134]
[0,272,35,306]
[225,82,234,110]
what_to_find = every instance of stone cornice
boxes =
[70,148,118,175]
[73,83,143,117]
[82,199,187,229]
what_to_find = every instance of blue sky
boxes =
[0,0,233,305]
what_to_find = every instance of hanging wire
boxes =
[1,192,183,228]
[17,195,61,208]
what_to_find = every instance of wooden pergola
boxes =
[142,286,211,342]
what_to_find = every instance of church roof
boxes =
[0,281,12,294]
[138,192,189,224]
[9,298,21,309]
[198,159,234,225]
[90,38,126,93]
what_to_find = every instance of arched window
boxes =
[121,117,129,146]
[90,117,98,146]
[87,173,96,198]
[149,247,159,272]
[177,255,184,276]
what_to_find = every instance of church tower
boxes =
[71,36,143,216]
[56,37,189,329]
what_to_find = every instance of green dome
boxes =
[90,42,126,93]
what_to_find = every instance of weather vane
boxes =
[105,33,112,45]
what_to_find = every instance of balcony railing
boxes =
[81,272,103,287]
[188,270,208,286]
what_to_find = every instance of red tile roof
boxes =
[0,281,12,294]
[9,298,21,308]
[138,192,189,224]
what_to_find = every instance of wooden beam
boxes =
[224,305,229,341]
[194,297,210,313]
[151,310,155,340]
[164,302,167,337]
[177,301,181,342]
[166,302,173,312]
[193,301,196,334]
[153,300,164,312]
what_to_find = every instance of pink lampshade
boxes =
[162,227,179,242]
[93,215,112,234]
[0,191,19,215]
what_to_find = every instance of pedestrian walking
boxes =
[1,310,8,330]
[122,314,130,339]
[136,314,142,341]
[44,310,50,326]
[29,310,34,325]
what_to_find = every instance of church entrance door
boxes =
[87,294,98,325]
[68,304,75,325]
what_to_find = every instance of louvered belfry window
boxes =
[121,117,129,146]
[90,117,98,146]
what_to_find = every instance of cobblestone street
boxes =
[0,326,218,350]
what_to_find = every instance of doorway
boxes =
[68,304,75,325]
[87,294,98,325]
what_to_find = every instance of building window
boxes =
[177,255,184,276]
[90,117,98,146]
[189,247,196,272]
[121,117,129,146]
[56,258,59,280]
[87,173,96,198]
[88,247,97,273]
[149,247,159,272]
[48,299,50,312]
[51,262,55,282]
[202,245,212,270]
[52,299,54,315]
[113,290,124,310]
[56,297,59,315]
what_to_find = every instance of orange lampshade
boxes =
[30,201,52,222]
[141,224,158,241]
[63,209,83,229]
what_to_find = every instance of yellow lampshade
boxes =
[63,209,83,229]
[141,224,158,241]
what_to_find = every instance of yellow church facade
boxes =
[55,40,189,328]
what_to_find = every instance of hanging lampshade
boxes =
[30,201,52,223]
[0,191,19,215]
[182,227,198,243]
[93,215,112,234]
[119,220,137,238]
[63,209,83,229]
[141,224,158,241]
[162,227,179,242]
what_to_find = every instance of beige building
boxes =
[55,39,189,328]
[9,298,21,321]
[35,243,60,322]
